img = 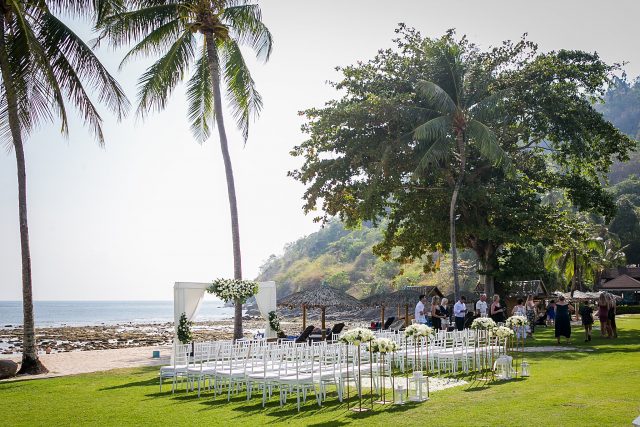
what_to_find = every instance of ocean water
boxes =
[0,300,235,327]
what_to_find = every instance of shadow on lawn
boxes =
[185,390,421,424]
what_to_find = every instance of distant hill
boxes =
[256,220,478,298]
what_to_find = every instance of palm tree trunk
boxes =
[204,32,243,340]
[0,15,47,374]
[450,133,466,302]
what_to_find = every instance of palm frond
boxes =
[47,0,126,24]
[9,3,69,135]
[136,29,196,116]
[40,10,130,121]
[223,3,273,62]
[119,17,182,69]
[415,80,456,114]
[413,114,452,142]
[414,137,453,175]
[186,43,214,143]
[469,88,511,123]
[467,119,513,173]
[96,4,181,48]
[219,37,262,141]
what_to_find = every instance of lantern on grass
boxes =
[494,355,513,380]
[520,361,530,377]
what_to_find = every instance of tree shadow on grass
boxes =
[100,376,159,391]
[190,390,420,424]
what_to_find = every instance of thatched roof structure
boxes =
[553,290,622,302]
[362,288,424,307]
[507,280,549,298]
[277,285,363,309]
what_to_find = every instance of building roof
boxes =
[601,267,640,280]
[600,274,640,290]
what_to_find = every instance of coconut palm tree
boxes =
[98,0,272,339]
[0,1,129,374]
[412,41,512,301]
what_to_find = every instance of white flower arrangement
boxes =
[339,327,375,346]
[505,315,528,328]
[491,326,515,338]
[207,278,259,303]
[404,323,434,338]
[471,317,497,330]
[370,337,398,353]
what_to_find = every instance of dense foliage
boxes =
[290,27,636,295]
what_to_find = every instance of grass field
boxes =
[2,316,639,426]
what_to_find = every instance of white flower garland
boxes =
[404,323,434,338]
[471,317,497,330]
[505,315,528,328]
[370,337,398,353]
[339,327,375,346]
[207,278,259,303]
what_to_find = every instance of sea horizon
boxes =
[0,300,236,328]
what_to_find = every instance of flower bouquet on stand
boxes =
[371,338,398,404]
[340,327,375,412]
[470,317,496,380]
[506,315,528,377]
[490,326,515,380]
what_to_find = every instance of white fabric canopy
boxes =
[255,281,277,338]
[173,281,277,337]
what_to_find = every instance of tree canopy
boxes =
[290,27,635,294]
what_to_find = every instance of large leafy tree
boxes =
[98,0,272,339]
[291,27,634,297]
[411,39,511,300]
[0,0,129,374]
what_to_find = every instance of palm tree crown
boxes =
[98,0,272,141]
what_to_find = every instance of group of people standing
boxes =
[414,292,619,342]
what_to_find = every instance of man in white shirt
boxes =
[414,294,427,324]
[454,296,468,331]
[476,294,488,317]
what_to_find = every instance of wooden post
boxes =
[321,307,326,340]
[302,304,307,330]
[405,304,409,327]
[381,306,385,329]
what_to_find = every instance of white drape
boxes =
[172,281,278,338]
[255,281,277,338]
[173,282,208,333]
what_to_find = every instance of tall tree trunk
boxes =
[204,32,243,340]
[450,133,466,302]
[571,250,577,294]
[0,15,47,374]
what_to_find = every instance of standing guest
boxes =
[490,294,506,323]
[415,294,427,325]
[476,294,488,317]
[580,301,594,342]
[607,293,618,338]
[597,293,611,338]
[431,296,444,330]
[525,295,537,336]
[555,295,573,344]
[454,296,468,331]
[440,298,450,330]
[546,300,556,326]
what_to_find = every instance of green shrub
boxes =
[617,305,640,315]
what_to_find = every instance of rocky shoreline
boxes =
[1,307,380,356]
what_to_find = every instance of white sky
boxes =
[1,0,639,301]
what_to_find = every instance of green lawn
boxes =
[2,316,639,426]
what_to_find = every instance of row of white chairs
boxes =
[159,330,509,411]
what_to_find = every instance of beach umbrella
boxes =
[278,284,363,340]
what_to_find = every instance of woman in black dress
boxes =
[490,294,506,323]
[431,296,443,330]
[579,301,594,342]
[555,295,573,344]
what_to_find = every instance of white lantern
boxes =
[521,361,530,377]
[408,371,428,402]
[394,385,405,405]
[494,355,513,380]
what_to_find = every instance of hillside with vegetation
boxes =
[256,220,478,298]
